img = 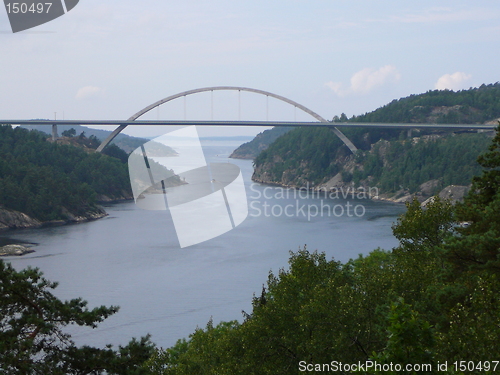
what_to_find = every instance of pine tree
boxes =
[444,123,500,275]
[0,260,154,374]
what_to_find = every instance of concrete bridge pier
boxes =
[52,124,58,141]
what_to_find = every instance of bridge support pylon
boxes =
[52,124,58,141]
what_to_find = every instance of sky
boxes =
[1,0,499,138]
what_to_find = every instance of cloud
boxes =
[326,65,401,96]
[325,81,344,95]
[75,86,105,100]
[435,72,472,91]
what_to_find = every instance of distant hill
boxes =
[336,82,500,149]
[229,126,293,159]
[251,84,500,200]
[200,136,254,142]
[349,83,500,124]
[21,124,176,155]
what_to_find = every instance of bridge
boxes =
[2,86,497,154]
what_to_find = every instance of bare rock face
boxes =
[0,208,41,230]
[419,179,442,196]
[0,244,35,256]
[59,206,108,223]
[0,205,108,231]
[438,185,470,203]
[421,185,470,207]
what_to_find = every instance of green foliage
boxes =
[392,197,454,251]
[256,130,490,192]
[146,242,500,373]
[253,84,499,190]
[62,128,76,137]
[367,298,436,374]
[0,260,155,374]
[0,125,131,222]
[241,250,363,371]
[22,124,175,155]
[254,127,344,184]
[375,133,489,193]
[142,319,243,375]
[147,127,500,372]
[352,83,500,125]
[76,132,101,149]
[443,124,500,276]
[437,275,500,362]
[102,143,130,163]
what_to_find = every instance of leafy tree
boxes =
[103,143,130,163]
[62,128,76,137]
[142,319,243,375]
[367,298,436,374]
[392,197,454,252]
[0,260,155,374]
[437,275,500,362]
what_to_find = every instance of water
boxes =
[1,139,405,349]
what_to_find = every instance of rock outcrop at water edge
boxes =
[0,244,35,256]
[0,208,42,230]
[0,206,108,231]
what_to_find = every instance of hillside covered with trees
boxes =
[349,82,500,124]
[252,84,500,198]
[0,125,132,225]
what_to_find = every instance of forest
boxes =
[0,125,132,222]
[2,126,500,374]
[253,84,500,191]
[350,132,491,194]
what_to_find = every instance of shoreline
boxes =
[251,177,404,203]
[251,178,469,206]
[0,198,134,254]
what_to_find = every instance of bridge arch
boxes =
[96,86,357,153]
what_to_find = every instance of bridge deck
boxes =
[1,120,496,130]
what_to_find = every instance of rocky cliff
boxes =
[0,208,41,230]
[0,244,35,256]
[0,206,107,231]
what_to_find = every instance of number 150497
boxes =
[5,3,53,14]
[453,361,499,372]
